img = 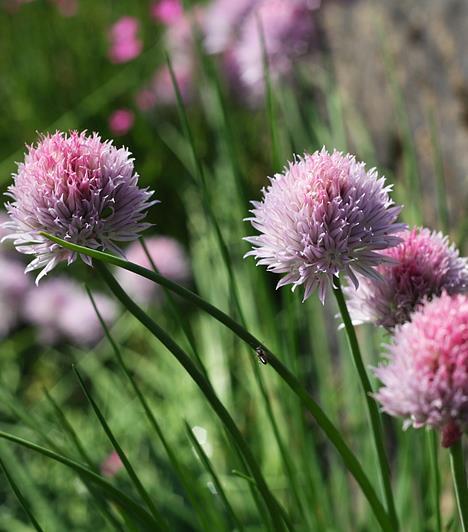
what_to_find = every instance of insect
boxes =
[255,346,268,365]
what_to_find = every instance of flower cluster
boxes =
[3,131,155,281]
[374,293,468,447]
[137,0,320,109]
[245,148,405,303]
[344,227,468,328]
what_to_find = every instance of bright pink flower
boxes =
[101,451,124,477]
[117,236,190,305]
[108,17,142,64]
[374,293,468,447]
[345,227,468,329]
[108,108,135,136]
[245,148,405,303]
[23,277,116,346]
[151,0,182,25]
[2,131,155,281]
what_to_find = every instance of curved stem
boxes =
[40,234,393,531]
[449,439,468,532]
[332,277,398,531]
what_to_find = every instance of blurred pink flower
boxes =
[203,0,258,55]
[344,227,468,329]
[108,17,143,64]
[53,0,77,16]
[101,451,124,477]
[2,131,155,281]
[135,89,158,112]
[0,254,31,338]
[245,148,405,303]
[151,61,193,106]
[137,8,200,110]
[23,278,116,346]
[374,293,468,447]
[108,108,135,136]
[151,0,182,25]
[117,236,190,305]
[232,0,319,98]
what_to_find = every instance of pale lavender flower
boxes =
[23,277,116,346]
[3,131,155,282]
[344,227,468,329]
[117,236,190,305]
[0,254,31,337]
[230,0,320,98]
[374,292,468,447]
[203,0,258,55]
[245,148,405,303]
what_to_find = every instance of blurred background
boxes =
[0,0,466,530]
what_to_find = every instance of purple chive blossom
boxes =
[2,131,156,281]
[117,236,190,305]
[344,227,468,329]
[23,277,116,346]
[245,148,406,303]
[374,292,468,447]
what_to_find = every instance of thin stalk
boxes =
[73,367,169,531]
[449,440,468,532]
[332,277,398,531]
[184,421,245,532]
[96,262,290,532]
[0,456,45,532]
[426,430,442,532]
[41,234,392,531]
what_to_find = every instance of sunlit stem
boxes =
[332,276,398,531]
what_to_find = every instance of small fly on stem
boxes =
[255,347,268,365]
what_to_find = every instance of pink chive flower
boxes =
[100,451,124,477]
[374,292,468,447]
[245,148,405,303]
[23,278,116,346]
[2,131,155,281]
[108,17,142,64]
[230,0,319,98]
[108,109,135,136]
[151,0,183,25]
[344,227,468,329]
[117,236,190,305]
[0,254,31,338]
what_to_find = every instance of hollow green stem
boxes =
[449,439,468,532]
[426,429,441,532]
[40,234,392,531]
[332,277,398,531]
